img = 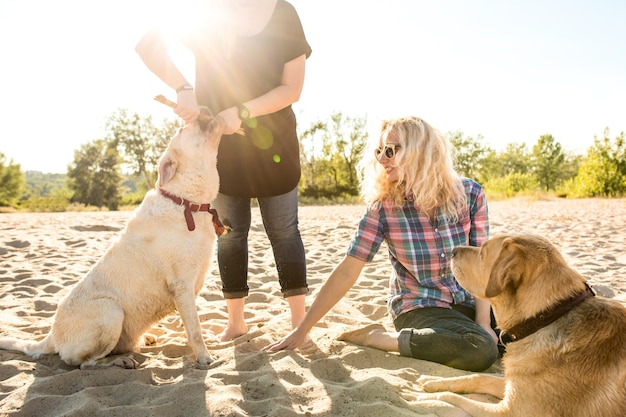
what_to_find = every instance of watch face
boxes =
[238,106,250,120]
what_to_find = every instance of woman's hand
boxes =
[263,328,310,352]
[264,256,364,353]
[175,90,200,124]
[218,107,245,135]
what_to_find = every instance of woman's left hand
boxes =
[218,107,245,135]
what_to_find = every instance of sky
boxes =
[1,0,625,174]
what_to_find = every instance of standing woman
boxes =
[266,116,499,372]
[136,0,312,341]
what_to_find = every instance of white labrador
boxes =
[0,108,224,369]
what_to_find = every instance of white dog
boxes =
[0,107,225,369]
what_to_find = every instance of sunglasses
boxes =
[375,144,401,159]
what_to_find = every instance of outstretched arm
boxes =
[264,255,365,351]
[475,298,498,343]
[135,29,199,123]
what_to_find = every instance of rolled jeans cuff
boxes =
[223,289,249,299]
[398,328,414,357]
[282,287,308,298]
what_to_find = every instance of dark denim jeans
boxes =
[394,305,499,371]
[211,187,308,299]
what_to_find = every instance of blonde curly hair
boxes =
[358,116,467,222]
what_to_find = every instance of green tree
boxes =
[23,171,66,199]
[531,134,566,191]
[497,142,532,176]
[574,129,626,197]
[105,109,181,191]
[0,153,25,207]
[327,112,367,193]
[448,131,491,182]
[560,150,583,189]
[481,142,540,197]
[67,139,122,210]
[298,112,367,199]
[20,172,71,212]
[299,120,326,190]
[479,142,531,185]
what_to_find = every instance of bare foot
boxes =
[336,323,387,346]
[218,324,249,342]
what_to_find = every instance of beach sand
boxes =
[1,198,625,416]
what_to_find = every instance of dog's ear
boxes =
[157,151,178,187]
[205,116,225,138]
[196,107,213,131]
[485,237,525,297]
[197,108,224,137]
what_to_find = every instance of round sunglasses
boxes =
[375,144,401,159]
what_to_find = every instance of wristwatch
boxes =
[175,84,194,94]
[237,104,251,122]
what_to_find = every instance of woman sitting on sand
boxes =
[265,116,499,372]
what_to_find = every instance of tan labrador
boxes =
[0,107,224,369]
[418,233,626,417]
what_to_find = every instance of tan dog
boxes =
[0,108,224,369]
[419,233,626,417]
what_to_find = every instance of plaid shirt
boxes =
[347,178,489,320]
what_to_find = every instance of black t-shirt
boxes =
[184,0,312,197]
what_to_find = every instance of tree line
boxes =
[1,109,625,211]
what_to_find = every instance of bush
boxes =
[483,172,538,199]
[0,153,25,208]
[120,190,147,206]
[20,195,71,212]
[299,185,358,200]
[570,130,626,197]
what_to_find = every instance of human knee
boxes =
[265,221,300,242]
[218,224,249,242]
[261,203,299,241]
[461,333,499,371]
[397,327,498,372]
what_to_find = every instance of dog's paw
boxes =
[417,375,449,392]
[143,334,158,346]
[196,353,216,366]
[205,356,227,369]
[112,355,140,369]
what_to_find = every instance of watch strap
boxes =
[176,84,194,93]
[237,104,250,121]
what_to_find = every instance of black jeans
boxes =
[394,305,499,372]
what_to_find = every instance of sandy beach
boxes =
[1,198,625,416]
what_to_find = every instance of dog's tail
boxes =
[0,333,56,359]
